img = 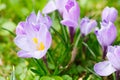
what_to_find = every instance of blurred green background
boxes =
[0,0,120,80]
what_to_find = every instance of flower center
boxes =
[32,37,38,44]
[32,37,45,51]
[37,42,45,51]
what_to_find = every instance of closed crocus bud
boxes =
[102,6,118,23]
[95,21,117,47]
[94,46,120,76]
[80,17,97,36]
[61,0,80,27]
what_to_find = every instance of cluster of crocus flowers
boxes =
[94,46,120,76]
[80,17,97,36]
[14,12,52,59]
[94,6,118,77]
[95,6,117,59]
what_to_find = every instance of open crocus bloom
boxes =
[80,17,97,36]
[102,6,118,23]
[14,12,52,59]
[94,46,120,76]
[95,21,117,47]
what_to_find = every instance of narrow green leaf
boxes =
[51,27,66,45]
[82,42,96,58]
[32,58,45,75]
[32,58,50,75]
[112,73,116,80]
[56,12,69,45]
[10,66,16,80]
[74,33,81,47]
[0,27,16,36]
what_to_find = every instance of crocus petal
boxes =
[46,31,52,49]
[42,0,57,14]
[85,20,97,35]
[95,21,117,47]
[102,6,118,23]
[14,35,36,51]
[33,50,47,59]
[61,19,78,27]
[26,12,37,24]
[80,17,97,36]
[38,24,48,42]
[107,46,120,70]
[16,22,26,35]
[23,22,37,38]
[94,61,116,76]
[44,15,52,29]
[17,50,32,58]
[55,0,68,15]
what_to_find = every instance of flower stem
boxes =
[42,55,47,67]
[69,27,75,43]
[116,71,120,80]
[68,33,81,65]
[102,46,107,60]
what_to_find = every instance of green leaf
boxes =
[10,66,16,80]
[52,76,63,80]
[40,76,53,80]
[31,58,45,76]
[51,27,66,45]
[82,42,96,58]
[62,75,72,80]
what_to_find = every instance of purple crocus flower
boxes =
[61,0,80,27]
[42,0,67,15]
[43,0,80,27]
[102,6,118,23]
[80,17,97,36]
[95,21,117,48]
[14,12,52,59]
[94,46,120,76]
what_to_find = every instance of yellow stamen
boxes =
[32,37,38,44]
[37,42,45,50]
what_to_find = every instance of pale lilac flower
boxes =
[80,17,97,36]
[94,46,120,76]
[102,6,118,23]
[42,0,67,15]
[61,0,80,27]
[43,0,80,27]
[95,21,117,47]
[14,12,52,59]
